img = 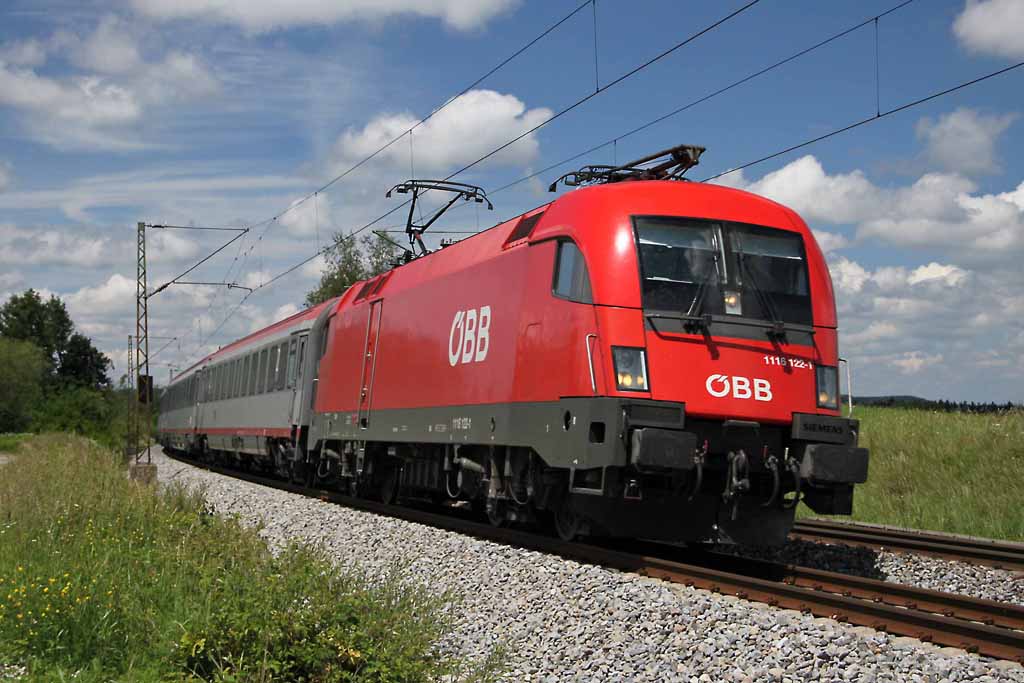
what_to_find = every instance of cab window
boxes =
[552,241,593,303]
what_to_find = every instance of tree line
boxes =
[0,289,131,447]
[853,396,1019,413]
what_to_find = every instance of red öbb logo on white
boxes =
[705,374,773,402]
[449,306,491,366]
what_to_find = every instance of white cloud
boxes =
[241,270,273,290]
[890,351,944,375]
[0,223,116,267]
[953,0,1024,60]
[844,321,901,346]
[0,38,47,66]
[915,108,1016,175]
[0,164,305,222]
[0,16,219,151]
[129,0,518,33]
[148,230,201,262]
[811,229,848,254]
[72,15,143,74]
[331,89,552,175]
[66,273,136,317]
[300,253,330,279]
[0,63,140,126]
[829,257,870,294]
[907,262,968,287]
[725,155,878,224]
[279,194,333,238]
[720,153,1024,259]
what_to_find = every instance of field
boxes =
[804,407,1024,542]
[0,435,502,682]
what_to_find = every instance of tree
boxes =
[304,232,400,307]
[0,289,73,373]
[0,338,45,432]
[60,333,113,389]
[0,288,111,388]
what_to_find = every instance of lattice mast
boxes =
[135,222,151,464]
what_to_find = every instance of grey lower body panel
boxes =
[311,397,685,470]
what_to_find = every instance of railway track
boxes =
[164,451,1024,663]
[792,519,1024,572]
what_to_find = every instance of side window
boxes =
[286,338,298,389]
[297,336,307,382]
[265,346,278,392]
[229,360,237,399]
[235,358,243,397]
[552,241,593,303]
[242,355,251,396]
[256,349,267,394]
[276,342,288,390]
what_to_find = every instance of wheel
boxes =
[486,500,507,528]
[552,499,581,542]
[379,465,400,505]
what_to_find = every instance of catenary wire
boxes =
[179,1,764,362]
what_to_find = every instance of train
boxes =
[157,144,868,545]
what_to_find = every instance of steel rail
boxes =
[792,519,1024,572]
[637,543,1024,633]
[164,452,1024,662]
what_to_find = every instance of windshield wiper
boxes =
[683,256,719,333]
[737,252,787,341]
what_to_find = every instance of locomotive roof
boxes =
[168,179,824,386]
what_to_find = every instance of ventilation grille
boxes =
[504,211,545,246]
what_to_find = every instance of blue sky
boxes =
[0,0,1022,402]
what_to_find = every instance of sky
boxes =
[0,0,1022,402]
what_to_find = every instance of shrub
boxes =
[0,435,500,681]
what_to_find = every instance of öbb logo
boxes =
[705,374,773,402]
[449,306,491,366]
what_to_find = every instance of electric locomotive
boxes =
[158,144,867,545]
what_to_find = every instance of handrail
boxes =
[585,333,598,394]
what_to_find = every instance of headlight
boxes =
[613,347,648,392]
[816,365,839,409]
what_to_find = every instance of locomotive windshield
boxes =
[634,216,812,327]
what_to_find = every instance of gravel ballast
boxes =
[153,448,1024,682]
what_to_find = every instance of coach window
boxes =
[286,339,298,389]
[240,356,250,396]
[264,346,277,392]
[235,359,243,397]
[552,240,593,303]
[276,342,288,390]
[254,349,266,394]
[247,353,256,395]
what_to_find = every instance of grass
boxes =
[0,434,504,682]
[0,433,28,453]
[802,407,1024,542]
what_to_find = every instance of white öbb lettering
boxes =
[705,374,773,402]
[449,306,491,366]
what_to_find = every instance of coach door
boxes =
[356,299,383,430]
[286,333,308,424]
